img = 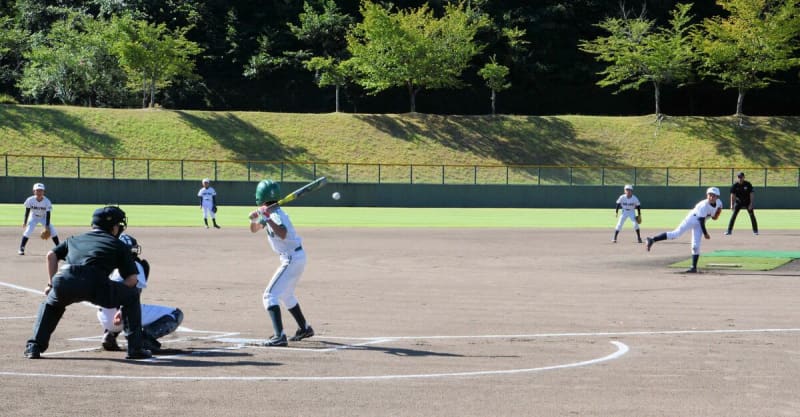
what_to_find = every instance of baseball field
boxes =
[1,207,799,416]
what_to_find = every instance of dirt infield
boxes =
[1,226,798,417]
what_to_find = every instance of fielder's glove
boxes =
[212,205,218,213]
[635,215,642,224]
[40,228,51,240]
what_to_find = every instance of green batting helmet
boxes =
[255,180,281,205]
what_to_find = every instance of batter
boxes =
[19,183,60,255]
[646,187,723,273]
[249,180,314,347]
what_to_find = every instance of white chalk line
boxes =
[0,341,628,381]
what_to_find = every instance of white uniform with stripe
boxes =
[22,195,57,238]
[260,207,306,310]
[97,261,177,333]
[615,193,640,231]
[197,186,217,219]
[666,199,723,255]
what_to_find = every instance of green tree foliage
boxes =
[0,16,29,92]
[346,1,489,112]
[305,56,350,112]
[110,14,203,108]
[695,0,800,117]
[477,55,510,116]
[18,13,129,106]
[580,3,696,117]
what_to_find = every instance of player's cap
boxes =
[624,184,633,191]
[202,178,210,184]
[706,187,721,196]
[737,171,745,178]
[33,183,45,191]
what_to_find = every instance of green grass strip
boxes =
[705,250,800,259]
[1,204,799,229]
[670,256,792,271]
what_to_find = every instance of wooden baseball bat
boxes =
[269,176,328,208]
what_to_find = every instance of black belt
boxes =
[295,246,303,252]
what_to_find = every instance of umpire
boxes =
[24,206,152,360]
[726,171,759,235]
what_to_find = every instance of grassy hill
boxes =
[2,105,799,179]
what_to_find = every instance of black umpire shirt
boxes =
[730,180,754,206]
[52,229,138,280]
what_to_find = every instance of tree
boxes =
[346,1,489,112]
[0,16,29,95]
[695,0,800,117]
[292,0,354,112]
[477,55,510,116]
[111,14,203,108]
[580,3,696,117]
[18,13,129,106]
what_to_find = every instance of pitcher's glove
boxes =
[40,228,51,240]
[212,205,218,213]
[635,215,642,224]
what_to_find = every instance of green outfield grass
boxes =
[1,204,798,229]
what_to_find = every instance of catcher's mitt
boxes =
[212,205,218,213]
[40,228,51,240]
[635,215,642,224]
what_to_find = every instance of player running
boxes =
[645,187,724,273]
[613,184,642,243]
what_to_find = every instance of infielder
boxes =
[97,233,183,353]
[249,180,314,347]
[19,183,60,255]
[197,178,220,229]
[613,184,642,243]
[646,187,724,273]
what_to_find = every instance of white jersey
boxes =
[23,196,52,221]
[261,207,303,256]
[686,198,723,221]
[616,194,640,211]
[110,260,147,289]
[197,186,217,207]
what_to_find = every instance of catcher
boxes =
[613,184,643,243]
[18,183,60,255]
[97,233,183,352]
[646,187,724,273]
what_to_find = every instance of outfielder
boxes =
[249,180,314,347]
[197,178,220,229]
[646,187,724,273]
[613,184,642,243]
[19,183,60,255]
[97,233,183,352]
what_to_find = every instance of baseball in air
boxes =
[332,192,341,200]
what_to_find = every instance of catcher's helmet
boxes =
[255,180,281,205]
[706,187,721,196]
[118,233,142,256]
[92,206,127,235]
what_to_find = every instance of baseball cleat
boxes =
[611,238,616,243]
[637,238,643,243]
[24,342,41,359]
[645,238,654,251]
[684,267,698,273]
[724,231,731,235]
[753,232,759,236]
[101,330,122,351]
[289,326,315,342]
[125,348,153,360]
[262,334,288,347]
[17,248,24,255]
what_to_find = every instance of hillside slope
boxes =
[1,105,799,169]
